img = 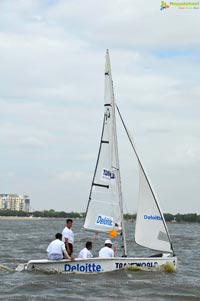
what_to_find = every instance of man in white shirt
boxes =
[99,239,114,258]
[78,241,93,259]
[62,219,74,255]
[47,233,71,260]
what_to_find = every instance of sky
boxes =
[0,0,200,214]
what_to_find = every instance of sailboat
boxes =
[16,50,177,273]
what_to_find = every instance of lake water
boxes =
[0,218,199,300]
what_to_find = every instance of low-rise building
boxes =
[0,194,30,212]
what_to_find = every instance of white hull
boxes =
[17,256,177,273]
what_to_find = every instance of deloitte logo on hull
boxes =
[64,263,102,273]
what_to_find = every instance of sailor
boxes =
[47,233,72,260]
[78,241,93,259]
[62,219,74,256]
[98,239,114,258]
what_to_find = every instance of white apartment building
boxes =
[0,194,30,212]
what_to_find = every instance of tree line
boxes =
[0,209,199,223]
[123,213,200,223]
[0,209,83,218]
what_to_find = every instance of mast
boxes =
[105,50,127,256]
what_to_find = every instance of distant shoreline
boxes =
[0,216,199,224]
[0,216,66,220]
[0,210,199,223]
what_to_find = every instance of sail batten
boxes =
[93,183,109,188]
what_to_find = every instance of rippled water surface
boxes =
[0,218,199,300]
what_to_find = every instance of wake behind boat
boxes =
[16,50,177,274]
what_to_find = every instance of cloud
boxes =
[55,171,87,182]
[0,0,199,214]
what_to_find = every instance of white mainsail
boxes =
[83,50,124,235]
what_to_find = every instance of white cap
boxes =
[105,239,113,245]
